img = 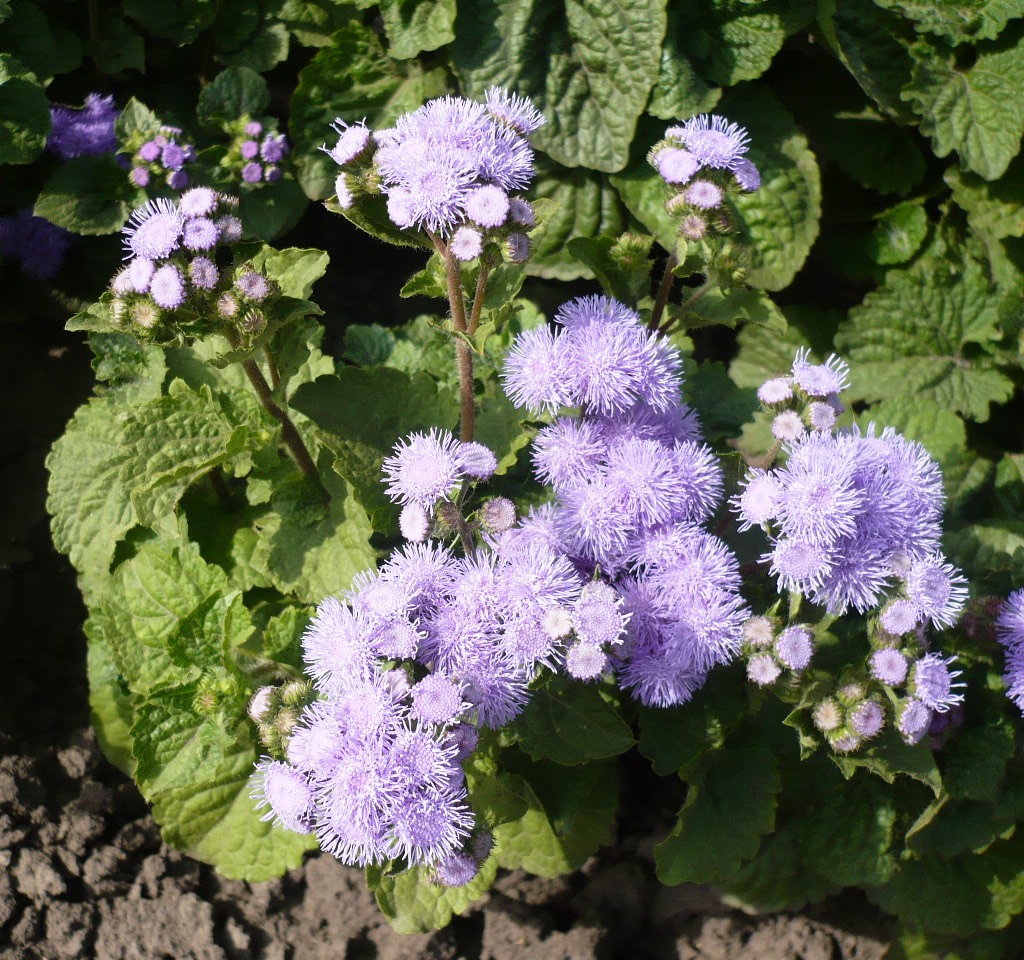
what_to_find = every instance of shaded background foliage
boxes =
[3,1,1024,957]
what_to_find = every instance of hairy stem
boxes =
[241,357,321,487]
[264,345,282,392]
[649,253,678,332]
[468,261,491,337]
[428,232,476,442]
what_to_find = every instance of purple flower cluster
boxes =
[996,589,1024,713]
[737,353,967,624]
[251,430,619,879]
[649,114,760,223]
[128,127,196,191]
[47,93,118,160]
[741,618,815,688]
[111,190,270,336]
[0,209,73,281]
[502,296,748,706]
[325,89,543,262]
[229,118,290,186]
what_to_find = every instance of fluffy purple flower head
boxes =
[910,653,964,712]
[48,93,118,159]
[123,198,183,260]
[565,642,609,681]
[748,653,781,686]
[502,325,571,414]
[457,441,498,480]
[870,648,909,687]
[216,215,244,243]
[768,539,832,593]
[326,120,372,165]
[484,86,546,135]
[904,554,967,628]
[399,503,431,543]
[758,376,794,405]
[674,114,751,169]
[850,700,885,738]
[242,161,263,183]
[742,616,775,649]
[465,184,510,227]
[179,187,219,218]
[138,141,161,162]
[182,217,219,251]
[997,590,1024,712]
[265,164,282,183]
[735,470,781,530]
[382,429,462,508]
[434,852,479,887]
[235,270,272,302]
[685,180,723,210]
[481,497,517,533]
[880,598,920,636]
[532,418,606,491]
[898,698,932,744]
[252,760,315,834]
[808,401,837,432]
[149,264,186,309]
[240,140,260,160]
[732,158,761,191]
[410,674,466,726]
[130,167,150,188]
[772,410,806,441]
[386,784,474,866]
[161,142,187,170]
[775,625,813,670]
[554,295,642,331]
[167,169,190,190]
[261,134,288,163]
[791,349,849,397]
[114,257,155,294]
[653,147,700,185]
[572,582,627,647]
[301,597,374,694]
[188,256,219,291]
[450,225,483,261]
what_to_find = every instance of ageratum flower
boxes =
[48,93,118,159]
[0,210,72,280]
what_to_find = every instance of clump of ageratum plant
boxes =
[734,350,968,751]
[251,430,629,885]
[221,115,290,187]
[502,294,748,703]
[110,188,277,346]
[122,124,198,191]
[47,93,119,160]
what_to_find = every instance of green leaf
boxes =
[655,746,780,885]
[952,520,1024,577]
[830,729,943,796]
[680,285,787,333]
[942,714,1016,802]
[151,735,316,880]
[217,20,289,72]
[238,179,310,242]
[35,154,147,234]
[344,324,398,366]
[836,255,1015,422]
[677,0,814,86]
[277,0,357,47]
[822,107,927,196]
[0,2,82,79]
[290,22,449,199]
[121,380,272,526]
[726,87,822,290]
[903,27,1024,180]
[513,681,634,765]
[46,397,136,579]
[647,6,721,119]
[380,0,455,59]
[197,66,270,126]
[567,234,654,307]
[638,669,746,777]
[369,857,498,934]
[0,55,49,165]
[947,155,1024,239]
[797,777,898,888]
[88,15,146,74]
[494,758,617,877]
[530,156,629,279]
[868,202,929,265]
[248,245,330,300]
[451,0,667,173]
[113,97,162,143]
[123,0,218,44]
[818,0,917,122]
[874,0,1024,42]
[92,539,232,694]
[251,466,378,604]
[86,624,136,775]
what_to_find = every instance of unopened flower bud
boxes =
[679,214,707,240]
[813,697,843,732]
[248,686,274,722]
[506,232,529,263]
[399,502,431,543]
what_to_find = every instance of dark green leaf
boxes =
[35,154,147,235]
[197,66,270,126]
[380,0,455,59]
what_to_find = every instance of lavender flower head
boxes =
[909,653,964,713]
[996,589,1024,713]
[48,93,118,159]
[371,90,543,236]
[672,114,751,169]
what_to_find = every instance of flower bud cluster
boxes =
[648,114,760,242]
[222,115,290,186]
[249,680,317,756]
[741,616,815,687]
[323,88,543,264]
[110,190,276,345]
[502,295,749,706]
[125,125,197,191]
[811,680,887,753]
